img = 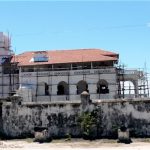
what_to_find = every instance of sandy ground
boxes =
[0,139,150,150]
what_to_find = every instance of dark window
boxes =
[97,80,109,94]
[77,80,89,94]
[57,81,69,95]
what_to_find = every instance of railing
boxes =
[21,66,116,72]
[20,67,116,77]
[119,69,144,77]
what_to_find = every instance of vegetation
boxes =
[65,133,71,141]
[78,111,97,140]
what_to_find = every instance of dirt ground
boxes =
[0,138,150,150]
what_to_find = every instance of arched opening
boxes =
[37,82,49,96]
[120,81,135,98]
[77,80,88,94]
[57,81,69,95]
[97,80,109,94]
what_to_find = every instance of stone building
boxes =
[0,32,148,101]
[14,48,148,102]
[14,49,119,102]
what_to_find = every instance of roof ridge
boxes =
[17,48,117,54]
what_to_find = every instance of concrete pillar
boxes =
[70,84,77,95]
[19,67,22,88]
[80,91,90,112]
[91,62,93,69]
[11,94,23,107]
[71,64,73,70]
[88,84,96,94]
[51,85,57,95]
[52,64,54,70]
[134,80,139,98]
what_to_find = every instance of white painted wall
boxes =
[19,68,118,102]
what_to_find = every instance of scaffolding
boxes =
[0,33,19,98]
[0,57,19,97]
[117,64,149,99]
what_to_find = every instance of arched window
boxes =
[77,80,89,94]
[57,81,69,95]
[37,82,49,96]
[97,80,109,94]
[120,81,135,98]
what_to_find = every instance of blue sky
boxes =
[0,1,150,71]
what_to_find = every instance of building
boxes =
[15,49,119,101]
[12,48,148,102]
[0,32,18,98]
[14,49,119,102]
[0,32,149,101]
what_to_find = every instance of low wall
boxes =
[2,95,150,139]
[93,98,150,138]
[2,100,82,138]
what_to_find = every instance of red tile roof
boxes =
[12,48,119,66]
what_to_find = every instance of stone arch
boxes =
[37,82,49,96]
[97,79,109,94]
[120,81,135,98]
[77,80,89,94]
[57,81,69,95]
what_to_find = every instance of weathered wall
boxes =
[2,95,85,138]
[2,95,150,139]
[94,99,150,138]
[20,68,117,102]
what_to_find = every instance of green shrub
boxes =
[78,112,97,140]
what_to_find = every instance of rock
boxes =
[117,127,132,144]
[34,127,52,143]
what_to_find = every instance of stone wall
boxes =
[2,94,150,139]
[2,101,82,138]
[93,99,150,138]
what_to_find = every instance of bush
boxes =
[78,112,97,140]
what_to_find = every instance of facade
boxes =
[0,32,149,101]
[15,49,119,102]
[14,49,148,102]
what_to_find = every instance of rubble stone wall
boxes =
[2,95,150,138]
